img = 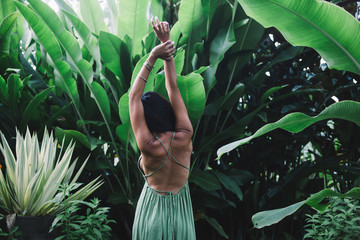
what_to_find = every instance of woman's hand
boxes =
[151,17,170,43]
[150,40,175,61]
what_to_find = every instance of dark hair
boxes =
[141,91,175,133]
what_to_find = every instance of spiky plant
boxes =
[0,128,103,216]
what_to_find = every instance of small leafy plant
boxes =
[50,184,114,240]
[304,197,360,240]
[0,215,21,239]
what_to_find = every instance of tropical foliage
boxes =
[304,197,360,240]
[0,128,102,216]
[0,0,359,238]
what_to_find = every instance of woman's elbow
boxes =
[129,89,140,102]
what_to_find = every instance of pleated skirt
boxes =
[132,182,196,240]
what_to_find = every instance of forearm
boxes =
[164,58,177,91]
[129,54,157,100]
[164,58,193,133]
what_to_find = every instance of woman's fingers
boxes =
[155,17,162,33]
[164,40,174,49]
[151,19,159,32]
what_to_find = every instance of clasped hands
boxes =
[150,17,174,61]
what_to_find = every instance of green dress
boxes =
[132,132,196,240]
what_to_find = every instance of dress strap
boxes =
[139,132,175,178]
[155,132,190,171]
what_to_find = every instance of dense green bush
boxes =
[304,198,360,240]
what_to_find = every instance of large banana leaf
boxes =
[23,0,116,146]
[217,100,360,158]
[106,0,118,33]
[252,187,360,229]
[118,0,149,58]
[99,31,125,80]
[178,0,206,73]
[203,17,236,92]
[0,12,20,54]
[0,0,16,21]
[27,0,93,84]
[62,10,101,68]
[54,0,77,15]
[14,2,80,112]
[79,0,107,35]
[237,0,360,75]
[201,0,221,38]
[177,73,206,121]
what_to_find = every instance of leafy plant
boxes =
[237,0,360,75]
[252,187,360,229]
[0,128,103,216]
[50,184,114,240]
[0,215,20,239]
[304,197,360,240]
[217,100,360,158]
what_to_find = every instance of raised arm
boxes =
[129,41,175,150]
[152,18,193,136]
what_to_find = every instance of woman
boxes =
[130,17,196,240]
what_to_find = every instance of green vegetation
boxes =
[304,197,360,240]
[50,184,114,240]
[0,0,359,239]
[0,128,102,216]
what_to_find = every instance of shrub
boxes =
[304,198,360,240]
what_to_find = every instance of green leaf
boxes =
[0,75,7,103]
[19,87,53,132]
[27,0,93,85]
[189,168,222,191]
[252,187,360,229]
[79,0,107,35]
[193,189,235,209]
[178,0,206,73]
[105,0,118,33]
[260,85,288,105]
[177,73,206,121]
[99,31,125,80]
[237,0,360,75]
[0,0,16,21]
[217,100,360,158]
[117,0,149,57]
[54,0,77,15]
[90,82,111,123]
[204,83,244,115]
[55,127,91,150]
[252,200,306,229]
[115,123,137,153]
[201,0,221,25]
[25,0,117,148]
[248,46,303,88]
[174,49,185,75]
[62,10,101,67]
[0,11,20,54]
[201,214,229,239]
[213,171,243,201]
[118,93,130,124]
[14,2,80,109]
[7,74,23,115]
[203,22,236,92]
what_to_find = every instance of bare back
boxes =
[139,131,192,193]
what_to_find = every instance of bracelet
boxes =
[144,59,154,72]
[138,75,147,83]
